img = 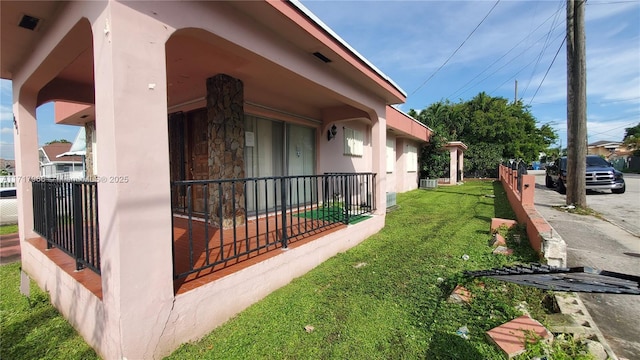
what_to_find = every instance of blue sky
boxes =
[1,0,639,160]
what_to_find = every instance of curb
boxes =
[553,292,619,360]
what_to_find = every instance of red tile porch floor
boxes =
[27,213,347,299]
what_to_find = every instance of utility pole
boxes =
[566,0,587,207]
[514,79,518,103]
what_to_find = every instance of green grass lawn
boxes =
[0,263,98,360]
[0,181,561,359]
[0,224,18,235]
[166,181,553,359]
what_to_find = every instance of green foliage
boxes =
[623,122,640,153]
[419,132,450,179]
[517,333,595,360]
[45,139,70,145]
[0,263,99,360]
[465,143,504,178]
[410,93,558,176]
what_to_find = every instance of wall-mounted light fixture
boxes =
[327,124,337,141]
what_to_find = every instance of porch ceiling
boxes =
[0,1,66,80]
[2,1,404,125]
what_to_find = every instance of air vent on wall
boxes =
[313,52,332,63]
[18,14,41,31]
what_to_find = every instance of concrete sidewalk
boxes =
[532,175,640,360]
[0,232,20,265]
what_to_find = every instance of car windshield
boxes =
[586,156,609,167]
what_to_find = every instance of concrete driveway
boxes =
[533,173,640,359]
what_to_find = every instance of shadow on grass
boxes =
[0,264,98,360]
[492,181,516,220]
[426,332,485,359]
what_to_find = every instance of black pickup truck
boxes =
[545,155,626,194]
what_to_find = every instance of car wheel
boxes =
[612,184,626,194]
[557,180,566,194]
[545,175,554,188]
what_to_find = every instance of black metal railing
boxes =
[32,179,100,274]
[171,172,376,280]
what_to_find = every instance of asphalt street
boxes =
[533,173,640,359]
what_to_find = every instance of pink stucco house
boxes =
[2,1,435,358]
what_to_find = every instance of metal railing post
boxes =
[343,174,350,224]
[280,177,288,248]
[72,183,84,270]
[46,182,55,249]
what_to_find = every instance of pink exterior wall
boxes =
[386,134,397,194]
[54,101,91,124]
[394,138,420,193]
[318,120,373,174]
[386,106,430,142]
[160,216,385,356]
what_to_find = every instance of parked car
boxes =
[545,155,626,194]
[0,187,18,225]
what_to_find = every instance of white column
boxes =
[92,3,174,358]
[12,87,40,241]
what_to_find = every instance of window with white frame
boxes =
[406,144,418,172]
[386,138,395,173]
[343,127,364,157]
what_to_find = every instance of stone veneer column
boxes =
[206,74,245,228]
[84,121,95,179]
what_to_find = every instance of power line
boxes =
[409,0,501,96]
[587,121,639,139]
[521,0,566,100]
[531,96,640,105]
[528,36,567,105]
[447,4,565,100]
[485,31,565,97]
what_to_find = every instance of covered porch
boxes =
[28,172,376,297]
[4,1,405,358]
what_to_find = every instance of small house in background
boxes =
[39,141,84,179]
[588,140,631,159]
[0,158,15,176]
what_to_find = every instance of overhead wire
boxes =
[587,121,639,140]
[528,35,567,105]
[460,27,566,99]
[521,0,566,100]
[447,4,566,100]
[409,0,501,97]
[483,30,565,96]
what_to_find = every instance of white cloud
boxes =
[0,104,12,123]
